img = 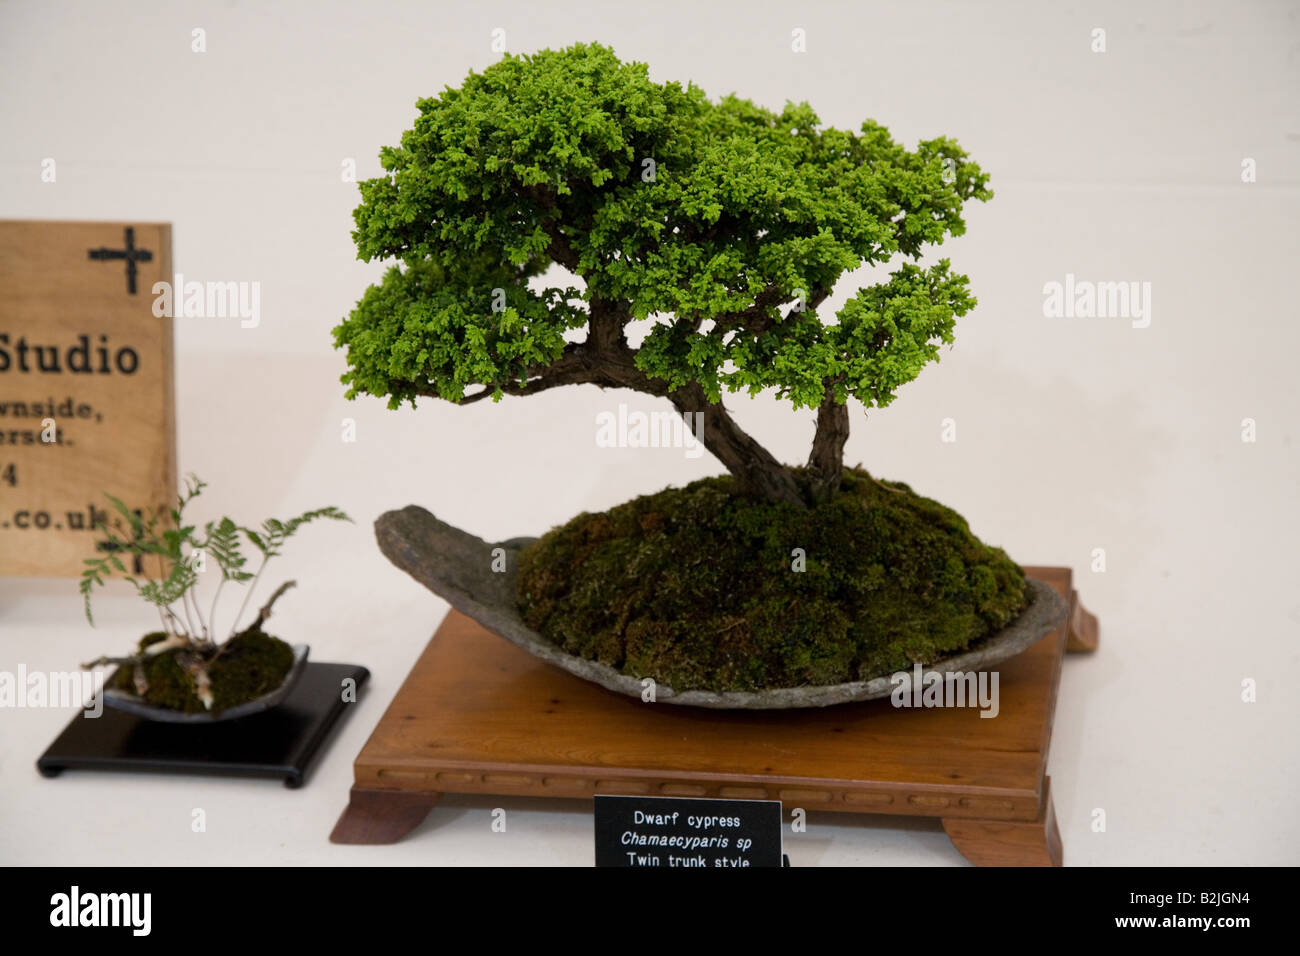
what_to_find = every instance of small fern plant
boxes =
[79,476,350,709]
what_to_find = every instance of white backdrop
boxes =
[1,0,1297,865]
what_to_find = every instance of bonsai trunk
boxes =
[665,382,806,509]
[806,387,850,504]
[572,335,811,510]
[666,383,849,510]
[667,384,807,509]
[461,322,847,511]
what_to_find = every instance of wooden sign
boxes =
[593,795,784,867]
[0,220,176,577]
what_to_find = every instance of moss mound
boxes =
[111,629,295,714]
[515,468,1028,692]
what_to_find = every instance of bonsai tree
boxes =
[80,477,350,713]
[335,45,1038,696]
[334,42,991,507]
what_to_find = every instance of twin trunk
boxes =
[667,385,849,510]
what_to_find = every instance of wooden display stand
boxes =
[331,567,1098,865]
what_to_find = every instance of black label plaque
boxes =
[594,795,783,868]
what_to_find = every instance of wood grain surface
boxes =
[0,220,176,577]
[334,567,1097,863]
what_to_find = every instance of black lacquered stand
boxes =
[37,662,369,788]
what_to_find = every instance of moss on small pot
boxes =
[515,468,1028,693]
[111,630,295,715]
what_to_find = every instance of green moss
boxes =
[110,637,198,712]
[515,468,1028,692]
[110,630,295,715]
[207,630,295,712]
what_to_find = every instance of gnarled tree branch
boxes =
[473,318,807,506]
[421,286,816,508]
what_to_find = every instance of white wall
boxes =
[1,0,1297,865]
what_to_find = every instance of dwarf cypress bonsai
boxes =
[335,45,1042,696]
[333,42,991,508]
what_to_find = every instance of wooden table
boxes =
[331,566,1098,865]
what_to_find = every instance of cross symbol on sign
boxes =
[87,226,153,295]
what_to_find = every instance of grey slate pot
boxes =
[376,505,1068,710]
[100,643,310,723]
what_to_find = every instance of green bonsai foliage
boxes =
[517,470,1028,691]
[334,42,992,507]
[80,476,350,712]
